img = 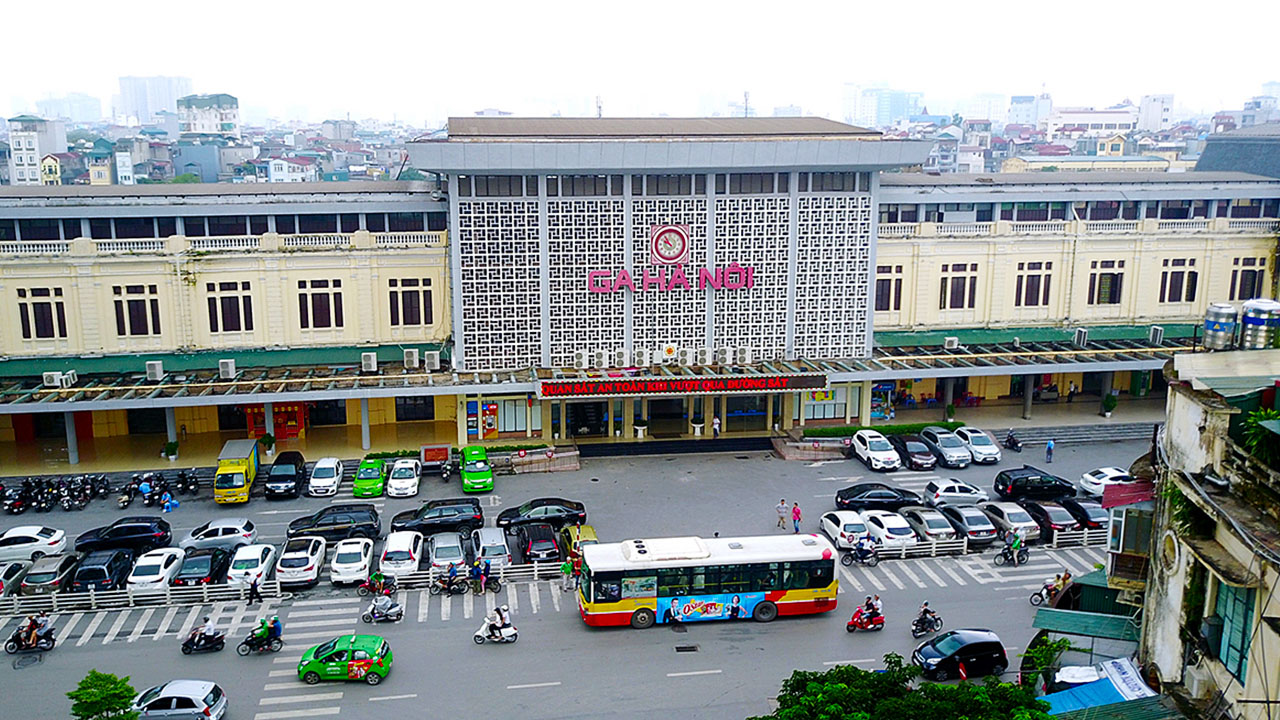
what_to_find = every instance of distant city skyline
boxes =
[5,0,1279,127]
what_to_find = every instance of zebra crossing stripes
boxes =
[75,611,108,646]
[127,608,154,642]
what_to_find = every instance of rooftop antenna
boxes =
[596,96,602,119]
[743,91,750,117]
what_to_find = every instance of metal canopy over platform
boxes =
[0,336,1191,414]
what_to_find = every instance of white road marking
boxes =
[263,681,322,691]
[485,591,497,615]
[287,608,355,619]
[259,692,344,705]
[914,561,946,587]
[103,610,135,645]
[667,669,723,677]
[876,564,906,590]
[839,566,864,593]
[933,559,967,586]
[272,653,308,664]
[253,707,342,719]
[896,563,927,589]
[290,597,364,607]
[56,613,84,644]
[369,694,418,702]
[440,594,451,622]
[286,618,358,629]
[153,606,180,640]
[527,583,540,614]
[507,682,561,689]
[286,629,362,641]
[550,585,561,612]
[127,608,155,642]
[507,582,519,614]
[862,567,885,591]
[464,591,474,620]
[823,659,876,666]
[76,612,108,646]
[806,460,845,467]
[417,591,430,622]
[268,669,296,677]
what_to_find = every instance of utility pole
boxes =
[596,96,602,119]
[743,91,750,117]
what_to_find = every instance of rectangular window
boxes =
[939,263,978,310]
[297,279,344,329]
[1216,583,1256,684]
[207,215,247,236]
[389,278,434,327]
[1230,257,1267,301]
[874,265,903,311]
[205,281,254,333]
[17,287,67,339]
[274,215,297,234]
[1160,258,1198,303]
[1014,261,1053,307]
[111,285,161,337]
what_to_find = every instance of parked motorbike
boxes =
[429,575,470,596]
[910,614,945,639]
[361,597,404,624]
[181,631,226,655]
[3,488,29,515]
[441,461,452,483]
[845,606,885,632]
[177,469,199,496]
[1003,432,1024,453]
[5,625,56,654]
[841,547,879,567]
[236,632,283,656]
[993,545,1030,567]
[117,480,139,510]
[356,578,397,598]
[473,620,518,645]
[471,576,502,594]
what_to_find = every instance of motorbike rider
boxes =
[853,533,875,562]
[447,562,459,589]
[484,608,503,639]
[1005,429,1019,447]
[870,594,883,619]
[189,616,218,649]
[916,601,937,629]
[370,570,389,595]
[269,616,282,641]
[251,617,270,646]
[469,560,484,590]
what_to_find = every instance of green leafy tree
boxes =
[751,653,1051,720]
[67,670,139,720]
[1242,407,1280,468]
[170,173,201,184]
[1020,636,1074,688]
[397,167,426,181]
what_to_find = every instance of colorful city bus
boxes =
[578,534,838,628]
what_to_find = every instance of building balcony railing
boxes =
[880,217,1278,240]
[0,231,448,257]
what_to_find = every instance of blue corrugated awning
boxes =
[1045,678,1126,714]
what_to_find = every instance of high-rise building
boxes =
[117,76,193,126]
[1007,93,1053,127]
[1262,81,1280,100]
[6,115,68,186]
[35,93,103,124]
[1138,94,1174,133]
[854,88,923,128]
[177,94,241,139]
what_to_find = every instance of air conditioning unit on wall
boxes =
[572,350,590,370]
[1149,325,1164,345]
[611,349,628,368]
[695,348,712,365]
[634,349,654,367]
[423,350,442,371]
[590,350,608,368]
[943,337,959,350]
[60,370,77,388]
[361,352,378,373]
[219,359,237,379]
[145,361,164,381]
[736,347,755,365]
[403,348,420,369]
[714,347,732,365]
[42,372,62,388]
[676,348,695,367]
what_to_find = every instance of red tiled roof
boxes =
[1102,480,1156,508]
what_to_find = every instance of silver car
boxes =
[0,560,31,597]
[919,426,972,469]
[923,479,989,507]
[429,532,466,570]
[954,427,1002,465]
[179,518,257,552]
[978,501,1041,543]
[898,506,957,542]
[471,527,512,569]
[133,679,227,720]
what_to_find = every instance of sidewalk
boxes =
[885,394,1167,431]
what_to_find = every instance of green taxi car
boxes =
[298,634,393,686]
[353,458,387,497]
[460,446,494,493]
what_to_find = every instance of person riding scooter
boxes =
[915,601,938,630]
[269,616,282,642]
[188,617,218,649]
[854,534,876,563]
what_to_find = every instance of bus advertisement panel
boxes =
[656,592,764,624]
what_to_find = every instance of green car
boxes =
[353,459,387,497]
[298,634,393,686]
[460,446,494,493]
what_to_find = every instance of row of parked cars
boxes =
[262,447,496,499]
[846,426,1003,471]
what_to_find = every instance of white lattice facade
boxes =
[630,197,710,354]
[548,198,627,368]
[456,199,542,370]
[795,195,873,358]
[712,195,789,360]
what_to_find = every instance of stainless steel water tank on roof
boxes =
[1203,303,1237,351]
[1240,299,1280,350]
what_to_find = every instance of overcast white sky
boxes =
[8,0,1278,126]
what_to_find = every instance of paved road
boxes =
[0,439,1145,719]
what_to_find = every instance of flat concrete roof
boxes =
[881,171,1278,187]
[0,181,428,200]
[445,116,877,141]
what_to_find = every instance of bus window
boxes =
[750,563,779,592]
[717,566,749,594]
[808,561,834,589]
[594,579,621,603]
[658,567,691,596]
[782,562,808,590]
[691,568,708,594]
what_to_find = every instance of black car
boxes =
[71,549,133,593]
[391,498,484,535]
[514,523,560,562]
[937,505,999,547]
[834,482,922,512]
[913,628,1009,681]
[287,503,381,542]
[888,435,938,471]
[1059,497,1110,530]
[74,516,172,555]
[172,548,232,586]
[1016,499,1080,539]
[264,451,307,499]
[993,465,1077,501]
[496,498,587,532]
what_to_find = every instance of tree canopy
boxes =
[170,173,201,184]
[67,669,139,720]
[750,653,1051,720]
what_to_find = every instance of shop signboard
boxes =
[538,373,827,399]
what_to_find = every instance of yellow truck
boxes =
[214,439,260,504]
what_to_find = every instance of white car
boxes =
[380,531,424,579]
[127,548,185,590]
[923,479,989,507]
[329,537,374,585]
[1080,466,1135,496]
[226,544,277,588]
[858,510,918,548]
[276,536,326,587]
[386,459,422,498]
[979,501,1042,543]
[850,430,901,471]
[0,525,65,562]
[308,457,344,497]
[954,427,1002,465]
[819,511,868,550]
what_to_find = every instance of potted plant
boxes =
[633,418,648,439]
[945,403,956,420]
[691,416,705,437]
[259,432,276,457]
[1102,393,1118,418]
[163,441,179,461]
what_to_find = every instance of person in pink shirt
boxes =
[791,502,802,533]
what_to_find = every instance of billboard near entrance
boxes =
[537,373,827,399]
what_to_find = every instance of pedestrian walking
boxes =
[559,557,574,592]
[712,415,721,439]
[246,574,264,605]
[1046,438,1055,463]
[1066,381,1077,403]
[571,553,583,588]
[776,498,787,529]
[791,502,803,534]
